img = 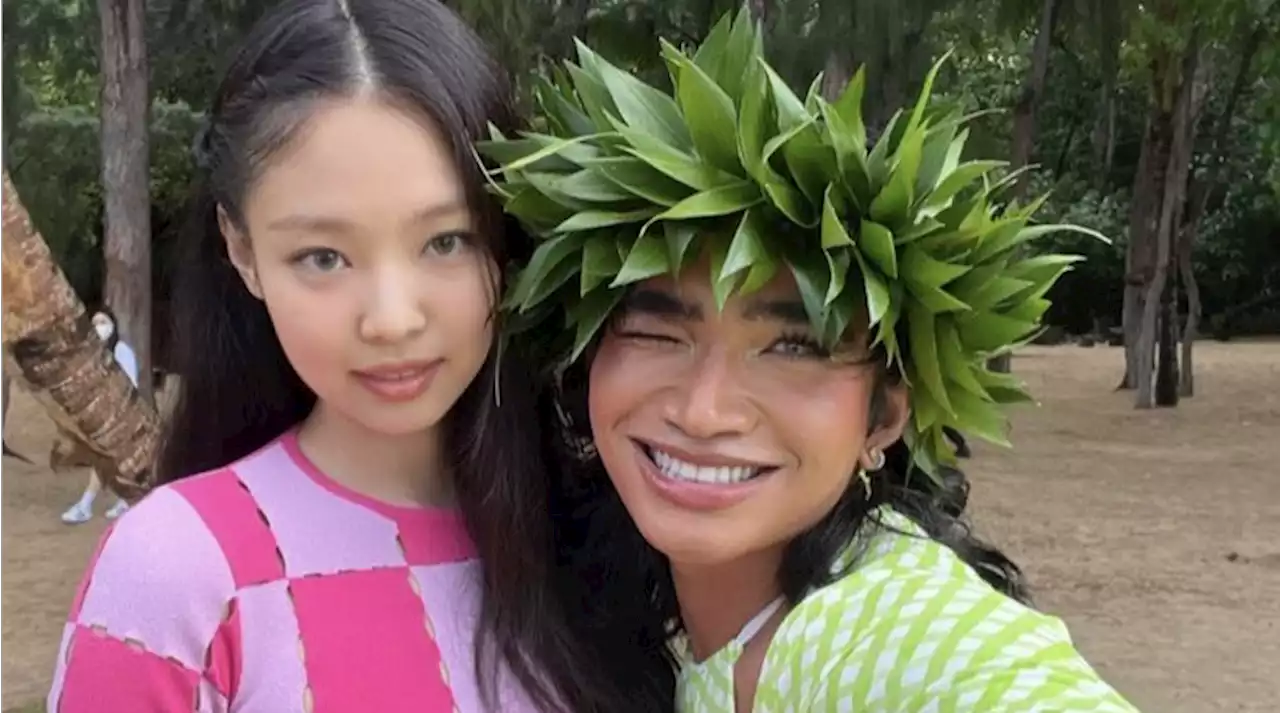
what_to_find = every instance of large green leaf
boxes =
[581,232,623,294]
[534,76,595,138]
[737,61,772,180]
[578,39,691,150]
[613,230,671,287]
[906,300,953,415]
[590,156,694,207]
[721,209,769,281]
[957,311,1038,353]
[820,99,872,211]
[824,248,852,306]
[853,250,890,326]
[901,244,970,288]
[652,181,762,221]
[937,317,990,401]
[762,62,808,131]
[554,208,658,233]
[972,223,1109,263]
[859,220,898,279]
[831,66,868,150]
[502,186,575,231]
[820,187,854,249]
[664,221,699,273]
[788,247,832,331]
[569,288,627,362]
[671,44,742,176]
[507,232,588,309]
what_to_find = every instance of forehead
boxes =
[242,95,466,224]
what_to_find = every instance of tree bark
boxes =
[1136,31,1202,409]
[2,172,159,500]
[1009,0,1063,198]
[1176,20,1264,397]
[1120,99,1172,390]
[1177,224,1199,396]
[987,0,1061,377]
[99,0,154,402]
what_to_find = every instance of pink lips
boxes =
[351,360,443,402]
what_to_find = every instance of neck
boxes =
[671,546,785,661]
[297,403,454,508]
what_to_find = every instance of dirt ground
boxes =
[3,342,1278,711]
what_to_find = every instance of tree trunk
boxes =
[986,0,1060,378]
[99,0,154,403]
[1120,105,1171,390]
[1176,19,1264,397]
[1136,32,1202,409]
[1009,0,1063,198]
[1,172,160,500]
[1177,224,1199,396]
[1155,277,1180,406]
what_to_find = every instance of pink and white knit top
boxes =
[48,433,539,712]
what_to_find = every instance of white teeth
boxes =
[650,449,761,485]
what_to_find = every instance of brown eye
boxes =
[292,248,349,272]
[425,232,472,257]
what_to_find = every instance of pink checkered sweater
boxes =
[48,433,539,712]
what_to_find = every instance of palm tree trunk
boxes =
[2,171,159,499]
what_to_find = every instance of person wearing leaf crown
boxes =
[481,8,1139,713]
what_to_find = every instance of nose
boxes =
[357,266,428,344]
[663,348,755,439]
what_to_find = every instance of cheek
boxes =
[434,261,497,342]
[767,371,872,472]
[256,274,349,385]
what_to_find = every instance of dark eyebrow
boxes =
[266,201,468,234]
[741,298,810,325]
[622,288,701,320]
[622,288,810,326]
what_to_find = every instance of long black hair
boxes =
[157,1,644,710]
[546,342,1030,706]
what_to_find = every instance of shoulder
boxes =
[51,472,247,710]
[73,470,243,629]
[766,513,1135,711]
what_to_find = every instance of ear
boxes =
[218,205,263,300]
[861,381,910,470]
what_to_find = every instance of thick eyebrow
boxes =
[265,200,468,234]
[741,298,810,325]
[622,288,810,326]
[622,288,701,319]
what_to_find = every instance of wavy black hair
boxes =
[544,336,1030,706]
[156,1,663,710]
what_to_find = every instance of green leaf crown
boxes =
[476,8,1108,477]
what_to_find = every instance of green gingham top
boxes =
[675,508,1138,712]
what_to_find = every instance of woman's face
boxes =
[92,313,115,342]
[588,251,909,567]
[222,95,497,438]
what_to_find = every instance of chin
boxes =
[628,505,757,567]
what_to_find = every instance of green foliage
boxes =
[480,9,1107,478]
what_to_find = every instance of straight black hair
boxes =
[157,1,663,710]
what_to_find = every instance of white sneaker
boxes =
[61,501,94,525]
[105,500,129,520]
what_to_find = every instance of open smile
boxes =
[629,438,781,511]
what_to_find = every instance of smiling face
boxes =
[587,252,910,567]
[221,95,497,439]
